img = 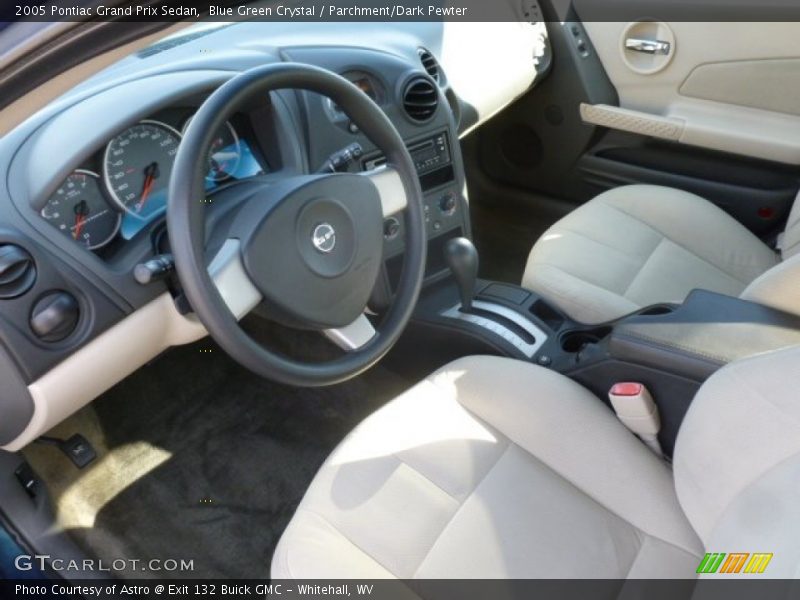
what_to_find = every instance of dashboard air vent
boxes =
[418,49,440,83]
[403,77,439,123]
[0,244,36,299]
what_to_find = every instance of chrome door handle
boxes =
[625,38,671,55]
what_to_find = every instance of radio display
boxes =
[409,133,450,174]
[414,144,438,163]
[363,132,452,191]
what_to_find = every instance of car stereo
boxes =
[363,132,453,191]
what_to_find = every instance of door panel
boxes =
[681,59,800,117]
[580,21,800,165]
[471,13,800,240]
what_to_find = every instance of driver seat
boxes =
[272,349,800,578]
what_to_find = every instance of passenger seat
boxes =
[521,184,800,324]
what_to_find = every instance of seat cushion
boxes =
[674,346,800,577]
[521,185,778,324]
[271,356,703,579]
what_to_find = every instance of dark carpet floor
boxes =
[460,131,574,285]
[33,321,410,579]
[470,199,551,284]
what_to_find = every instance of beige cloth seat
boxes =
[272,349,800,579]
[520,184,799,324]
[272,356,702,579]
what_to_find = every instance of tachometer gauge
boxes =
[41,170,121,250]
[183,117,242,183]
[103,120,182,220]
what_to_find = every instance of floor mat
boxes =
[24,333,410,579]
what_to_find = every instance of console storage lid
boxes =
[609,290,800,381]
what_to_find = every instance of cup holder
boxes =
[560,327,612,353]
[638,304,676,316]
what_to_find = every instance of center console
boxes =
[401,236,800,456]
[367,129,470,310]
[608,290,800,380]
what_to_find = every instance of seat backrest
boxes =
[740,252,800,316]
[739,191,800,316]
[780,192,800,260]
[673,345,800,577]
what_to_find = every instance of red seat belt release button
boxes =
[610,382,643,397]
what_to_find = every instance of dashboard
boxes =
[41,107,268,254]
[0,17,549,451]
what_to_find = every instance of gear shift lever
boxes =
[444,237,479,312]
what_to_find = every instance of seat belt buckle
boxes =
[608,382,663,457]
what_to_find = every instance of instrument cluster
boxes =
[40,108,267,252]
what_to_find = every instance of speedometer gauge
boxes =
[103,120,182,220]
[182,117,242,183]
[41,170,121,250]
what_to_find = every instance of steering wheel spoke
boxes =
[363,166,407,217]
[207,239,262,319]
[323,314,377,351]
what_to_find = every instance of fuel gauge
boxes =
[183,117,242,183]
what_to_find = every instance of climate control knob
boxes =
[439,192,457,215]
[383,217,401,240]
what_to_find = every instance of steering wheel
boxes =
[167,63,426,387]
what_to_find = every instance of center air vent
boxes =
[0,244,36,299]
[402,77,439,123]
[418,49,440,83]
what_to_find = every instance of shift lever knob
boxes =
[444,237,479,312]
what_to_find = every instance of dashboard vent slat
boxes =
[418,49,441,83]
[402,77,439,122]
[404,99,439,107]
[0,244,36,299]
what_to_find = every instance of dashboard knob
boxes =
[383,217,401,240]
[30,291,79,342]
[439,192,457,215]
